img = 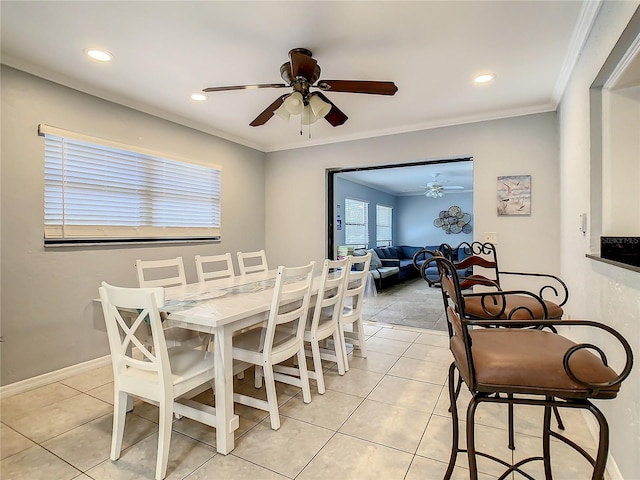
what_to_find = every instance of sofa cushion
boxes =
[374,247,390,259]
[352,249,367,270]
[374,246,400,259]
[400,245,423,260]
[369,266,400,279]
[366,249,383,269]
[387,246,401,259]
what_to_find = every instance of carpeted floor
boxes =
[362,276,448,331]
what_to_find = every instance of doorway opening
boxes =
[326,157,473,330]
[326,157,473,259]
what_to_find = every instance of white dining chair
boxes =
[195,252,235,282]
[303,257,350,394]
[236,249,268,275]
[98,282,215,480]
[339,253,371,371]
[232,262,315,430]
[136,256,203,349]
[136,257,187,288]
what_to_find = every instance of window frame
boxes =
[40,124,221,247]
[344,197,369,248]
[376,204,393,247]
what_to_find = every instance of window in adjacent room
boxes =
[344,197,369,248]
[40,124,221,245]
[376,204,392,247]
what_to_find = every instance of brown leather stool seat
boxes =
[452,329,620,400]
[463,294,564,320]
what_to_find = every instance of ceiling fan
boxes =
[421,173,464,198]
[203,48,398,127]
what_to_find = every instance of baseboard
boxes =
[0,355,111,399]
[582,409,624,480]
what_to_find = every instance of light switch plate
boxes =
[484,232,498,244]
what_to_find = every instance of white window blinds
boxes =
[344,197,369,248]
[376,204,392,247]
[40,125,221,243]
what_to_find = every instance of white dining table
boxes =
[162,269,318,454]
[159,266,375,454]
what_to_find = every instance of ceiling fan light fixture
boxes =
[309,93,331,119]
[301,105,319,125]
[274,103,291,121]
[425,186,444,198]
[283,92,304,114]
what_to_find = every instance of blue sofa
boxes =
[373,244,472,285]
[372,245,434,281]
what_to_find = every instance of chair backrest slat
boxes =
[136,257,187,288]
[237,250,268,275]
[195,253,235,282]
[309,257,350,331]
[342,253,371,315]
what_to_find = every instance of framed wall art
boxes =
[497,175,531,216]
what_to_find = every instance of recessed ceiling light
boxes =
[474,73,495,84]
[190,93,207,101]
[85,48,113,62]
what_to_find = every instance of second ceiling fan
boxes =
[203,48,398,127]
[422,173,464,198]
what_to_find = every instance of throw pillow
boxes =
[365,249,383,269]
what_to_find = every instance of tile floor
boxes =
[364,277,448,331]
[1,321,607,480]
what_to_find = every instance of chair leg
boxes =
[254,365,263,388]
[156,399,173,480]
[262,364,280,430]
[448,374,464,413]
[588,402,610,480]
[310,339,326,394]
[111,390,128,461]
[297,348,312,403]
[542,400,553,479]
[444,363,460,480]
[338,322,350,372]
[466,395,480,480]
[508,395,515,450]
[552,404,565,430]
[354,317,368,358]
[333,330,346,376]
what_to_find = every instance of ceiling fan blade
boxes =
[203,83,287,92]
[290,50,318,80]
[317,80,398,95]
[249,95,287,127]
[315,92,348,126]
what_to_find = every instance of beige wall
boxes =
[264,112,561,291]
[559,2,640,478]
[0,66,266,385]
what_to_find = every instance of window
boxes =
[376,205,392,247]
[40,124,221,244]
[344,198,369,248]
